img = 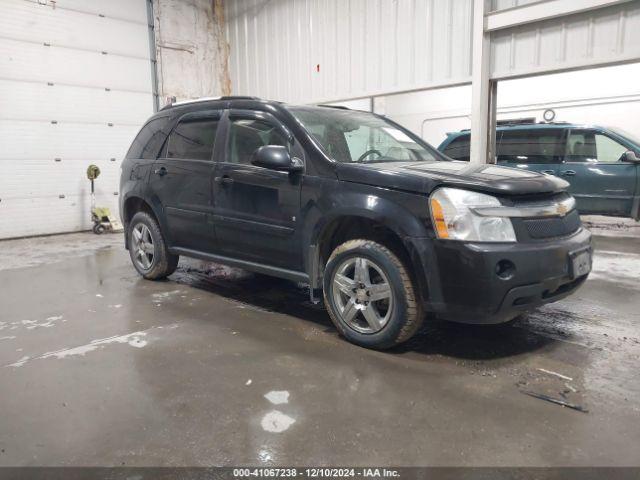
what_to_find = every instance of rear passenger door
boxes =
[562,129,637,217]
[212,110,303,271]
[496,129,566,176]
[149,110,221,253]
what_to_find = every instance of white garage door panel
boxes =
[2,0,150,59]
[1,0,152,239]
[2,159,120,198]
[0,120,139,160]
[42,0,149,24]
[0,80,152,125]
[0,193,121,239]
[0,38,152,92]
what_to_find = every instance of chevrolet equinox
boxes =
[120,97,592,349]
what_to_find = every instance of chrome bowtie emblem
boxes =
[556,203,569,217]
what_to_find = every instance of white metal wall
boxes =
[374,62,640,146]
[490,1,640,79]
[226,0,640,104]
[0,0,154,239]
[224,0,474,104]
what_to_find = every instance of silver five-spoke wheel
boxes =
[131,223,155,270]
[331,256,393,334]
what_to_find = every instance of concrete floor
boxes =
[0,231,639,467]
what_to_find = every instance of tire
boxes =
[92,224,105,235]
[128,211,179,280]
[323,239,423,350]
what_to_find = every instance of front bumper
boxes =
[407,227,592,324]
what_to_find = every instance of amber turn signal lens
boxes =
[431,198,449,239]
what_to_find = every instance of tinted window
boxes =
[228,118,288,165]
[167,119,218,160]
[126,117,170,159]
[566,131,628,163]
[497,129,564,164]
[442,135,470,161]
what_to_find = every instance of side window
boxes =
[497,129,564,164]
[566,131,596,163]
[167,118,219,161]
[228,118,288,165]
[442,135,470,161]
[126,117,169,160]
[595,134,628,163]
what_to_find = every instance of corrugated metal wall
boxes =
[225,0,640,105]
[224,0,474,104]
[490,1,640,79]
[491,0,542,12]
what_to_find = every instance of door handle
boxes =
[154,166,167,177]
[541,169,555,175]
[560,170,576,176]
[214,175,234,185]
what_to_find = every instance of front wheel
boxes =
[323,239,423,350]
[128,211,179,280]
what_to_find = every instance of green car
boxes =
[438,122,640,219]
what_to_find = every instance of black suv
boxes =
[120,97,592,349]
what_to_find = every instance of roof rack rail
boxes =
[318,104,350,110]
[497,117,536,126]
[161,96,262,110]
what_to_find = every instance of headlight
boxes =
[429,187,516,242]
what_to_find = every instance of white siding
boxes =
[224,0,474,104]
[226,0,640,104]
[0,0,154,239]
[491,1,640,79]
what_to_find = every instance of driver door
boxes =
[212,110,303,270]
[562,129,638,217]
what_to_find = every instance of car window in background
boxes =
[228,118,288,165]
[167,119,218,161]
[609,127,640,150]
[289,107,438,163]
[566,131,627,163]
[442,135,470,161]
[596,134,628,162]
[497,129,565,164]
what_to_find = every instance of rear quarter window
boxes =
[442,135,470,161]
[126,116,171,160]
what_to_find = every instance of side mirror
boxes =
[251,145,303,172]
[622,151,640,163]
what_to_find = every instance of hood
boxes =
[335,160,569,196]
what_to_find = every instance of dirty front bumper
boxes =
[408,227,592,324]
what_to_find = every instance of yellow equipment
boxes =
[87,164,123,234]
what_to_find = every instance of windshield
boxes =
[288,106,439,163]
[608,127,640,149]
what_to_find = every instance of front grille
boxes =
[524,209,581,239]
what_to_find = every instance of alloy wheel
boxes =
[331,256,393,334]
[131,223,155,270]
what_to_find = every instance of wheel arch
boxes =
[122,196,162,249]
[309,201,430,304]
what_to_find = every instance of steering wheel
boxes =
[357,149,382,163]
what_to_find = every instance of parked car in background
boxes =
[438,122,640,220]
[121,99,591,350]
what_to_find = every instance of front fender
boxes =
[301,181,433,288]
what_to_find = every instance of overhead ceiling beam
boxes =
[486,0,635,32]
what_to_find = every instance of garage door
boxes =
[0,0,155,239]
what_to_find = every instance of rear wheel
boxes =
[323,239,423,349]
[128,211,179,280]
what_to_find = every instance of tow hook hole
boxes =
[496,260,516,280]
